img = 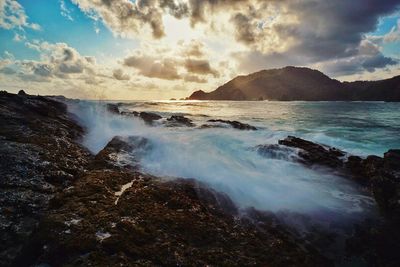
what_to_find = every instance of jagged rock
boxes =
[256,144,299,161]
[106,104,119,114]
[278,136,400,220]
[384,149,400,171]
[121,111,162,125]
[92,136,150,170]
[0,92,91,266]
[18,90,27,96]
[166,115,194,127]
[17,170,330,267]
[139,112,162,124]
[278,136,345,168]
[207,119,257,130]
[199,124,226,129]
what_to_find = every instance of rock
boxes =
[207,119,257,130]
[384,149,400,171]
[139,112,162,125]
[18,90,27,95]
[106,104,119,114]
[256,144,299,161]
[121,111,162,125]
[166,115,194,127]
[0,92,91,266]
[199,124,226,129]
[17,170,330,267]
[278,136,400,221]
[92,136,150,170]
[278,136,345,168]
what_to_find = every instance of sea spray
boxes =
[66,100,377,223]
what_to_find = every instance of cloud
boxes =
[60,0,74,21]
[113,68,130,80]
[0,0,40,30]
[183,74,207,83]
[70,0,399,79]
[5,41,108,84]
[13,32,25,42]
[180,39,205,58]
[184,59,219,77]
[72,0,166,38]
[124,53,180,80]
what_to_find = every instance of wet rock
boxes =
[199,124,226,129]
[256,144,300,161]
[278,136,400,220]
[139,112,162,125]
[278,136,345,168]
[0,92,91,266]
[92,136,150,170]
[166,115,194,127]
[106,103,119,114]
[121,111,162,125]
[384,149,400,171]
[207,119,257,130]
[19,170,330,267]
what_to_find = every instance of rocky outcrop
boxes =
[92,136,150,170]
[106,103,120,114]
[278,136,345,168]
[207,119,257,130]
[121,111,162,125]
[1,92,331,266]
[19,169,329,267]
[256,144,300,161]
[0,92,92,266]
[166,115,194,127]
[277,136,400,220]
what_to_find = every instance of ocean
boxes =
[67,100,400,227]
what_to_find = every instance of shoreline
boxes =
[1,91,399,266]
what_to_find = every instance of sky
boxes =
[0,0,399,100]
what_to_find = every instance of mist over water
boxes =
[66,100,400,224]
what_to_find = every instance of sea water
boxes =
[67,100,400,223]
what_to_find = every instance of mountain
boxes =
[188,66,400,101]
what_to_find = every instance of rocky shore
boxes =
[1,91,399,266]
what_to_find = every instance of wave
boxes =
[66,101,377,225]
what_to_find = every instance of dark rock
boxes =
[92,136,150,170]
[199,124,226,129]
[166,115,194,127]
[207,119,257,130]
[106,104,119,114]
[139,112,162,125]
[256,144,299,161]
[121,111,162,125]
[384,149,400,171]
[0,92,91,266]
[278,136,344,168]
[278,136,400,220]
[18,90,27,96]
[18,170,330,267]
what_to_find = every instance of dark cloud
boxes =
[362,54,398,72]
[230,13,256,44]
[184,59,219,77]
[73,0,400,77]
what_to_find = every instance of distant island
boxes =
[188,66,400,101]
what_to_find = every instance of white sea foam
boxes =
[67,100,382,222]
